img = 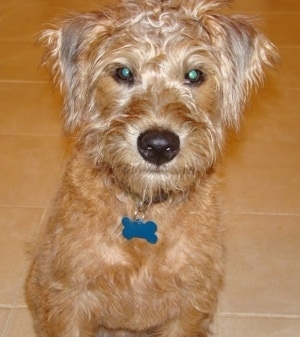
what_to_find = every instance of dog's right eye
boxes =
[185,69,206,86]
[114,67,134,84]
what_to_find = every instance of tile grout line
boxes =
[230,11,300,15]
[0,305,27,309]
[224,211,300,217]
[0,147,66,332]
[215,309,221,337]
[0,205,45,210]
[0,153,67,336]
[0,205,51,337]
[1,277,24,337]
[0,80,49,84]
[218,312,300,320]
[0,171,67,336]
[0,133,62,138]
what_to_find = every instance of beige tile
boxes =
[246,48,299,91]
[218,316,300,337]
[0,82,62,136]
[280,47,300,88]
[268,47,300,89]
[12,0,97,11]
[236,87,300,143]
[0,6,61,41]
[0,308,11,337]
[221,11,300,55]
[231,0,300,12]
[6,308,35,337]
[263,13,300,47]
[0,135,65,207]
[0,309,10,336]
[0,207,43,306]
[222,141,300,214]
[0,0,298,335]
[219,214,300,315]
[0,3,10,18]
[0,40,49,81]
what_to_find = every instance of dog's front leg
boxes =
[155,310,211,337]
[27,277,91,337]
[33,297,94,337]
[31,295,85,337]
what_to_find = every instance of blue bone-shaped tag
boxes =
[121,217,158,244]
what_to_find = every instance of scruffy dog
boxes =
[26,0,278,336]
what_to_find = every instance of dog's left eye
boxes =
[185,69,206,85]
[114,67,134,84]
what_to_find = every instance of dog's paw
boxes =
[122,217,158,244]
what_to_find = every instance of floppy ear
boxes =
[39,13,111,132]
[209,15,279,128]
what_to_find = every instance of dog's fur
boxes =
[26,1,278,336]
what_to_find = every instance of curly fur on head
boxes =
[40,0,278,129]
[27,2,278,336]
[38,0,278,200]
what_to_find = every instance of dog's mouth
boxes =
[97,127,201,199]
[110,159,198,204]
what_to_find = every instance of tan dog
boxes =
[26,1,278,336]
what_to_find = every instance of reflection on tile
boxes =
[220,214,300,315]
[0,135,65,207]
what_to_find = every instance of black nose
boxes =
[137,129,180,166]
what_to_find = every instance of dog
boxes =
[25,0,278,336]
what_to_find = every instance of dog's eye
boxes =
[185,69,206,85]
[114,67,134,84]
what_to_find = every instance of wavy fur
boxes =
[27,1,278,336]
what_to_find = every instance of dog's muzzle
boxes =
[137,129,180,166]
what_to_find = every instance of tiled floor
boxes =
[0,0,299,336]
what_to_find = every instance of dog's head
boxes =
[41,0,278,200]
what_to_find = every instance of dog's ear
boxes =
[209,16,279,128]
[39,13,111,132]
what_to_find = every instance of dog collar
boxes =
[126,191,169,206]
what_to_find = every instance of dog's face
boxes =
[41,0,277,200]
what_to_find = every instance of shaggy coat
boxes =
[26,1,278,336]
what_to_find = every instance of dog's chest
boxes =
[82,239,194,330]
